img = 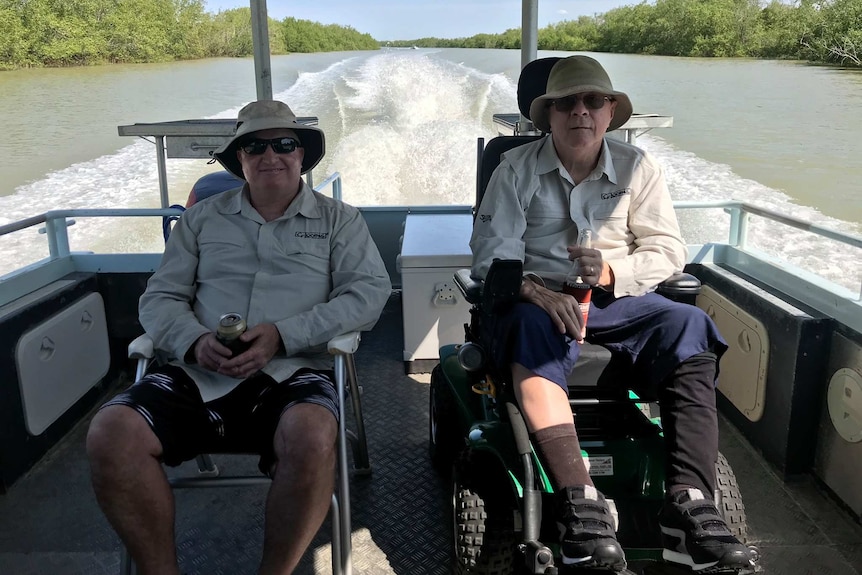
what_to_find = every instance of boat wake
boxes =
[1,51,860,295]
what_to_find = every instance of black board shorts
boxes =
[101,364,338,473]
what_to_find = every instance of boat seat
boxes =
[162,170,243,241]
[121,331,370,575]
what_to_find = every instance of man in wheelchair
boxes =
[87,100,391,575]
[470,56,752,573]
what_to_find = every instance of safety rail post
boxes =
[155,135,170,209]
[737,210,751,250]
[724,205,742,247]
[332,175,342,202]
[313,172,343,201]
[44,215,71,259]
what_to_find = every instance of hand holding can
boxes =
[216,312,251,356]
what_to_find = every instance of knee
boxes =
[86,405,159,465]
[273,405,337,469]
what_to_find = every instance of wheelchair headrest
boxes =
[516,57,562,123]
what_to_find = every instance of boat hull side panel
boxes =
[814,330,862,520]
[0,273,121,493]
[688,263,832,476]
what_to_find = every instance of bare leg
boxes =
[259,402,337,575]
[86,405,179,575]
[512,363,574,431]
[512,363,592,487]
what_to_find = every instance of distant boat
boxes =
[412,45,419,49]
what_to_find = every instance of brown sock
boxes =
[531,423,592,489]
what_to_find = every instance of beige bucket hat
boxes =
[529,56,633,133]
[213,100,325,178]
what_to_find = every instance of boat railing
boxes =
[0,173,343,307]
[2,196,861,327]
[676,200,862,253]
[676,200,862,334]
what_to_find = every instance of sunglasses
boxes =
[239,137,302,155]
[550,93,614,112]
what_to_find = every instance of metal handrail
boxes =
[0,173,343,261]
[673,200,862,251]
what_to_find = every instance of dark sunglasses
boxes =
[550,93,613,112]
[239,137,302,155]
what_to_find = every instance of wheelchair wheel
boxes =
[430,365,461,474]
[715,451,747,541]
[453,453,518,575]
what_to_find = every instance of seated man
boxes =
[87,100,391,575]
[471,56,751,572]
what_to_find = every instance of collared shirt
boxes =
[471,135,686,297]
[139,182,391,402]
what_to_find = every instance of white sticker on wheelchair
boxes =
[585,455,614,476]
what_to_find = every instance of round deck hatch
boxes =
[827,368,862,443]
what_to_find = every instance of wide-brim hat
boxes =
[528,56,633,133]
[213,100,325,178]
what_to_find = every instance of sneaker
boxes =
[659,488,754,572]
[556,485,627,570]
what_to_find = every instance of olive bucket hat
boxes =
[529,56,633,133]
[213,100,325,178]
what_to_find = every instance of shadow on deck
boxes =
[0,293,860,574]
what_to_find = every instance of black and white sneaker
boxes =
[659,488,754,572]
[557,485,627,571]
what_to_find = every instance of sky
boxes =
[204,1,638,41]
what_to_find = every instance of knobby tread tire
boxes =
[453,453,519,575]
[715,451,747,541]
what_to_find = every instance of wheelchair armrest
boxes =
[128,333,154,360]
[454,269,483,304]
[328,332,361,355]
[655,272,702,298]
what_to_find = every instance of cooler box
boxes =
[399,214,474,374]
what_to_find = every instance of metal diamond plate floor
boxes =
[0,293,860,574]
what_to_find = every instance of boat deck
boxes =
[1,293,861,575]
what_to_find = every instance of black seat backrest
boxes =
[475,56,563,209]
[516,56,561,119]
[476,135,542,209]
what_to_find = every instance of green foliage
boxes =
[280,17,377,53]
[0,1,378,69]
[389,0,862,67]
[802,0,862,64]
[3,0,861,69]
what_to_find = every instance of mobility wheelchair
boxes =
[428,58,759,575]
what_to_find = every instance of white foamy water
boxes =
[2,49,861,296]
[640,135,861,295]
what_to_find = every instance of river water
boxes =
[1,48,861,289]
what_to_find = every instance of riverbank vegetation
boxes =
[392,0,862,68]
[2,0,859,70]
[0,1,377,70]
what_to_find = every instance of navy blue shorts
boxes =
[486,290,727,396]
[101,364,338,473]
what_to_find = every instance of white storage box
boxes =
[399,214,474,373]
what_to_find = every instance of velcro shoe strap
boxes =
[676,498,733,539]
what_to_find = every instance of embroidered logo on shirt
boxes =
[601,188,631,200]
[479,214,492,223]
[295,231,329,239]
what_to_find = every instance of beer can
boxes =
[216,312,249,355]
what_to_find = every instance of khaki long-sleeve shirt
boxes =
[139,182,391,402]
[471,135,686,297]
